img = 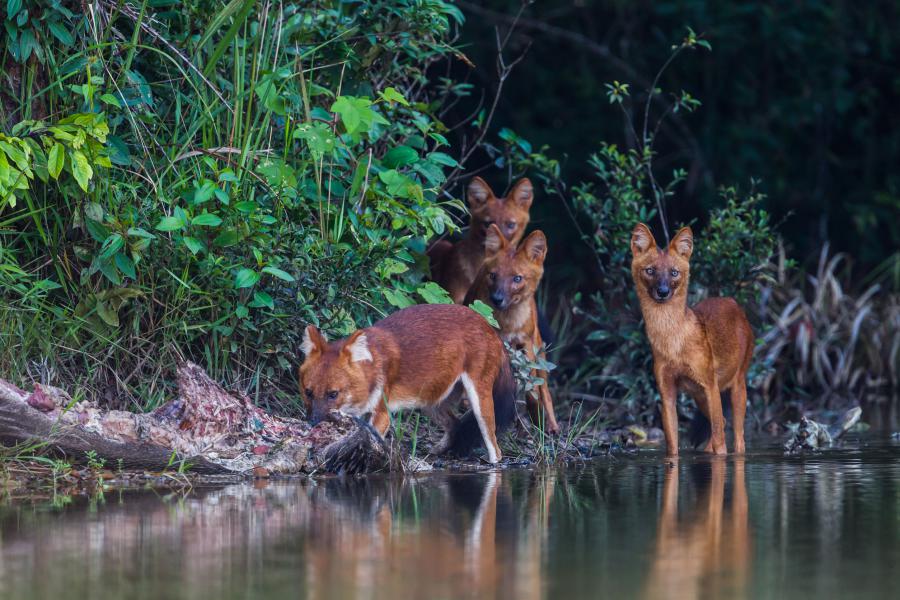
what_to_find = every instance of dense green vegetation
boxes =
[0,1,896,435]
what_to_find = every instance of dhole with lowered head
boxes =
[630,223,754,456]
[465,224,560,434]
[429,177,533,303]
[299,303,516,463]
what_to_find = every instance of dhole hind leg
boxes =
[460,373,502,464]
[730,378,748,454]
[428,395,461,455]
[697,380,727,455]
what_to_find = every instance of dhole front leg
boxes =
[536,370,560,435]
[655,368,679,456]
[370,404,391,437]
[523,343,559,434]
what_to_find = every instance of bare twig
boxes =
[442,2,531,193]
[455,0,711,207]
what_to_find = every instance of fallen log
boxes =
[0,362,389,476]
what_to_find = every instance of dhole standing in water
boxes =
[630,223,753,455]
[466,224,560,434]
[429,177,533,303]
[299,304,516,463]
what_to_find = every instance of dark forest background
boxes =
[449,0,899,287]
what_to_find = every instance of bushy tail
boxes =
[687,411,711,449]
[686,393,731,448]
[449,356,516,457]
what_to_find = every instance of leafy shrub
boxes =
[0,0,472,408]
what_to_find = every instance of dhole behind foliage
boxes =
[466,224,560,434]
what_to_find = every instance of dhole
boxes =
[429,177,533,303]
[630,223,753,455]
[466,224,560,434]
[299,303,516,463]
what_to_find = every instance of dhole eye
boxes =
[645,267,655,275]
[304,388,313,399]
[326,390,338,401]
[505,221,516,230]
[489,272,497,281]
[671,269,680,277]
[513,275,523,283]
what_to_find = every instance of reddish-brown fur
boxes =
[466,224,560,434]
[630,223,754,456]
[644,460,750,598]
[299,304,510,463]
[429,177,533,303]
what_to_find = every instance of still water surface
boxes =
[1,437,898,599]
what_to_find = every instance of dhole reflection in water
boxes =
[644,459,751,600]
[0,473,556,599]
[3,443,900,600]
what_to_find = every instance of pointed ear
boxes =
[508,178,533,209]
[301,325,327,358]
[467,177,494,209]
[484,223,508,256]
[521,230,548,264]
[630,223,657,256]
[669,226,693,259]
[343,330,373,363]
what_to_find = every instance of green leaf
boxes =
[114,253,137,279]
[155,216,185,232]
[182,237,205,255]
[427,151,459,167]
[234,201,258,213]
[47,143,64,179]
[250,291,275,310]
[99,93,121,108]
[417,281,453,304]
[262,266,295,282]
[97,259,122,286]
[70,150,93,191]
[191,213,223,227]
[469,300,499,328]
[192,181,216,204]
[383,288,414,309]
[99,234,125,260]
[107,135,131,166]
[293,122,336,157]
[7,0,22,19]
[234,268,260,289]
[331,96,364,134]
[382,145,419,168]
[378,86,410,106]
[330,96,386,137]
[127,227,156,239]
[213,229,240,247]
[95,300,120,327]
